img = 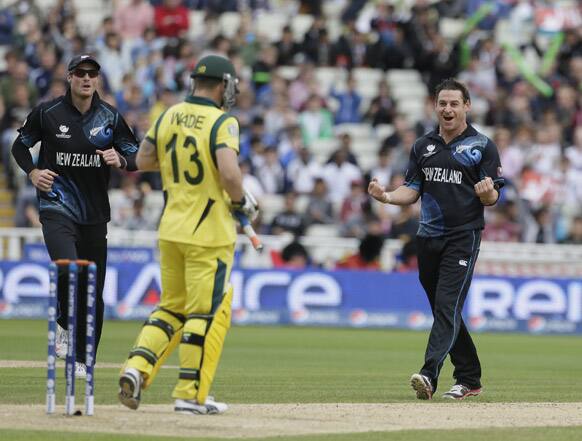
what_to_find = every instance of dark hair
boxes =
[281,241,310,263]
[434,78,471,103]
[194,77,222,91]
[359,234,384,263]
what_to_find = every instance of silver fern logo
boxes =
[90,125,104,137]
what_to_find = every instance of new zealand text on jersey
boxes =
[171,112,206,129]
[56,152,101,167]
[422,167,462,184]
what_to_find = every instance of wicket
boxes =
[47,259,97,416]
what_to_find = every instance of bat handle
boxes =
[235,212,263,252]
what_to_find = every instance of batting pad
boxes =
[125,309,184,387]
[196,284,233,404]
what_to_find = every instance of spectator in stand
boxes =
[279,241,311,269]
[334,23,370,69]
[0,7,15,45]
[365,79,396,127]
[322,148,362,204]
[555,84,578,144]
[495,126,523,183]
[122,196,157,231]
[305,177,333,226]
[256,146,285,194]
[252,45,277,98]
[240,159,264,201]
[561,216,582,245]
[340,179,367,225]
[148,87,177,125]
[98,31,131,92]
[368,146,394,188]
[388,204,419,242]
[524,206,556,244]
[336,234,384,270]
[327,132,359,166]
[0,60,38,107]
[298,94,333,146]
[330,74,362,124]
[381,113,411,150]
[276,25,301,66]
[154,0,189,39]
[482,204,522,242]
[288,63,316,111]
[527,124,562,176]
[270,191,306,236]
[304,27,334,66]
[264,94,297,141]
[30,47,58,98]
[566,126,582,171]
[415,95,436,137]
[114,0,154,41]
[395,239,418,272]
[286,146,322,195]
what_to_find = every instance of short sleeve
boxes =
[480,138,505,189]
[17,104,43,148]
[404,141,423,192]
[144,108,169,148]
[214,115,240,154]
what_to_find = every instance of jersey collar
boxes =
[185,95,221,109]
[427,123,478,146]
[64,88,101,114]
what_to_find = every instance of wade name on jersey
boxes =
[422,167,462,184]
[56,151,101,167]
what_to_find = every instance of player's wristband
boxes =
[231,195,246,209]
[383,192,392,204]
[119,155,127,170]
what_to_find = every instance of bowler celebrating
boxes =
[368,78,504,400]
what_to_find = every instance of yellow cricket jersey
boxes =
[145,96,239,247]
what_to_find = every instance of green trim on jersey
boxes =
[185,95,221,108]
[209,113,231,167]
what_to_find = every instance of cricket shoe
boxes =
[55,325,68,359]
[410,373,433,400]
[75,362,87,378]
[442,384,482,400]
[118,367,142,410]
[174,396,228,415]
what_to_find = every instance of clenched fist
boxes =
[29,169,58,192]
[368,178,390,204]
[96,148,126,169]
[474,176,498,205]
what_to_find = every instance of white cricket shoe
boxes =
[410,373,433,400]
[174,396,228,415]
[118,367,142,410]
[55,325,68,359]
[75,362,87,378]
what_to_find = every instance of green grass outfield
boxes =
[0,319,581,440]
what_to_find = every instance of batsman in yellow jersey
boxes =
[117,55,258,415]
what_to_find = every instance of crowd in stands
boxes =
[0,0,581,262]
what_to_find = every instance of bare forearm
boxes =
[220,171,243,202]
[479,189,499,206]
[381,185,420,206]
[136,139,159,171]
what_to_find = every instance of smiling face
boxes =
[435,89,470,138]
[68,62,99,99]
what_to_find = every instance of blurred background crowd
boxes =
[0,0,581,267]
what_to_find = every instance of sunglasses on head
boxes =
[72,68,99,78]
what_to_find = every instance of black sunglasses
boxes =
[72,68,99,78]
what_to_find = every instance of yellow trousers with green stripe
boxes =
[126,239,234,401]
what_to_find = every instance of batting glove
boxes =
[231,189,259,222]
